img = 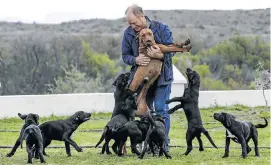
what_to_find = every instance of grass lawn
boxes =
[0,105,270,165]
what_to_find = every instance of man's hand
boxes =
[136,54,151,66]
[147,45,164,59]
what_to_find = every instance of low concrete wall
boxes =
[0,90,269,118]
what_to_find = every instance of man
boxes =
[121,4,175,152]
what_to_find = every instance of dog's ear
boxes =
[18,113,27,120]
[225,113,234,127]
[34,114,40,125]
[125,72,130,78]
[112,79,117,86]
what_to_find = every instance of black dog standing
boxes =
[138,111,172,159]
[7,113,45,164]
[38,111,91,157]
[111,72,131,118]
[95,94,137,155]
[214,112,268,158]
[165,68,217,155]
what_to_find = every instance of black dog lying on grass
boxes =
[6,113,46,164]
[19,113,46,164]
[165,68,217,155]
[95,94,137,155]
[214,112,268,158]
[38,111,91,157]
[138,111,172,159]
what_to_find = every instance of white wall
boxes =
[0,65,269,118]
[0,90,269,118]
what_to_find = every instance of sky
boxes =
[0,0,270,24]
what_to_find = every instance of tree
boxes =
[254,62,270,107]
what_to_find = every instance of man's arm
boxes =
[122,35,136,66]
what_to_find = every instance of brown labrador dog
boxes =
[127,28,192,117]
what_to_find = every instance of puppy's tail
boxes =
[201,128,218,149]
[255,118,268,128]
[95,126,108,148]
[20,128,34,149]
[146,111,156,128]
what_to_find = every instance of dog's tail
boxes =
[95,126,108,148]
[255,118,268,128]
[20,128,35,149]
[201,128,218,149]
[146,111,157,128]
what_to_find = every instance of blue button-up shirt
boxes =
[121,16,175,86]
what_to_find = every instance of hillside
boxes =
[0,9,270,49]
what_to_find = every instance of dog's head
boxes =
[139,28,155,47]
[71,111,91,124]
[112,72,130,88]
[213,112,236,127]
[18,113,40,125]
[186,68,200,87]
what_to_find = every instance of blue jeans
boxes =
[146,82,172,151]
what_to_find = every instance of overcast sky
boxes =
[0,0,270,24]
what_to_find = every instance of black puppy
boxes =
[214,112,268,158]
[6,114,39,157]
[138,111,172,159]
[165,68,217,155]
[38,111,91,157]
[111,72,131,118]
[95,94,137,155]
[6,113,45,164]
[19,113,46,164]
[116,115,152,156]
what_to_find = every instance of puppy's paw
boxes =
[199,148,204,151]
[222,155,229,158]
[165,100,171,104]
[138,155,143,159]
[168,109,175,114]
[77,148,83,152]
[166,155,172,159]
[6,153,14,157]
[242,154,247,159]
[106,151,112,155]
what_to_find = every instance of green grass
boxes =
[0,105,270,165]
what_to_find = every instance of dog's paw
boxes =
[77,148,83,152]
[199,148,204,151]
[106,152,112,155]
[118,153,124,157]
[166,155,172,159]
[138,156,143,159]
[165,100,170,104]
[242,154,247,159]
[6,153,14,157]
[222,155,229,158]
[168,109,175,114]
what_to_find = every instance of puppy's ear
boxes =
[225,114,234,127]
[34,114,40,125]
[125,72,130,78]
[18,113,27,120]
[112,79,117,86]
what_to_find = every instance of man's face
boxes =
[126,13,145,32]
